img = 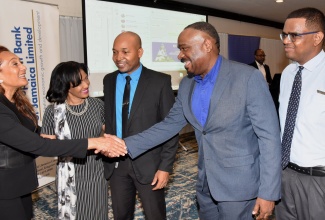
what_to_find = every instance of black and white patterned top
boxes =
[41,97,108,220]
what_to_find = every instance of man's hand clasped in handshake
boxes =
[88,134,127,157]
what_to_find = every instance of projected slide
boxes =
[84,0,206,96]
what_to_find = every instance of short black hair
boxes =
[46,61,89,104]
[254,49,264,55]
[287,7,325,34]
[185,22,220,51]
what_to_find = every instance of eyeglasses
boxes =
[280,31,319,42]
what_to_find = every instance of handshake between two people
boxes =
[88,134,127,157]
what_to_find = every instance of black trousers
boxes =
[0,193,33,220]
[110,157,166,220]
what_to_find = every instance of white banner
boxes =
[0,0,59,187]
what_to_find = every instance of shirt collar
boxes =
[119,63,142,81]
[194,56,222,83]
[295,50,325,72]
[255,60,264,66]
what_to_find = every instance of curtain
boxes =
[228,35,260,64]
[59,16,84,62]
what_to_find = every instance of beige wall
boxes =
[209,16,283,40]
[27,0,82,17]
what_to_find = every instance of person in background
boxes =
[275,7,325,220]
[249,49,273,85]
[117,22,281,220]
[0,46,126,220]
[41,61,108,220]
[103,31,179,220]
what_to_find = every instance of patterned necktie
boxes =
[281,66,304,169]
[122,75,131,138]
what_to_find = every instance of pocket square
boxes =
[317,90,325,95]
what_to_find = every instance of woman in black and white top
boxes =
[41,61,109,220]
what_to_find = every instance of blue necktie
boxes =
[122,75,131,138]
[281,66,304,169]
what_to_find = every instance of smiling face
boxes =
[282,18,323,65]
[112,32,143,74]
[177,28,215,78]
[0,51,27,94]
[67,69,90,103]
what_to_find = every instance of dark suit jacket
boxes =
[249,61,272,85]
[103,66,178,184]
[0,95,87,199]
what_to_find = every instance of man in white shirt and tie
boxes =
[275,7,325,220]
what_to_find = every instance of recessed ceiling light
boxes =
[276,0,284,2]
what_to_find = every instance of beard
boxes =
[186,71,195,78]
[181,58,195,78]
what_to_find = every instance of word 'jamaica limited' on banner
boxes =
[11,26,40,119]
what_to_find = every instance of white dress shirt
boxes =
[279,50,325,167]
[255,61,267,81]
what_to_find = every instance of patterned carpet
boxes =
[32,132,199,219]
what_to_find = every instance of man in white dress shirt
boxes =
[275,7,325,220]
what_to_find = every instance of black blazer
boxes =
[249,61,273,85]
[0,95,87,199]
[103,66,179,184]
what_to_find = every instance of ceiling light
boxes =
[276,0,284,2]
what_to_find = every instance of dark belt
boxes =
[288,162,325,177]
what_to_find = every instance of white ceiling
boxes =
[173,0,325,24]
